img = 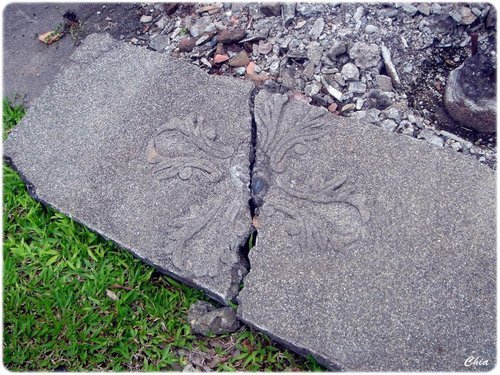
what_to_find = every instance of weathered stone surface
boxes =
[239,91,495,371]
[3,33,254,304]
[188,301,241,336]
[444,53,496,133]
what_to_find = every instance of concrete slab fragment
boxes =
[238,91,495,371]
[4,33,254,304]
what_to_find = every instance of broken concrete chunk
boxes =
[188,301,240,336]
[3,33,254,304]
[239,90,495,371]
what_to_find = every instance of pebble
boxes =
[328,103,338,113]
[296,3,324,17]
[304,82,321,96]
[365,25,379,34]
[214,54,229,64]
[217,28,246,43]
[282,4,296,26]
[348,81,367,94]
[349,42,381,69]
[341,103,356,113]
[417,3,431,16]
[451,141,463,152]
[234,66,246,76]
[149,35,169,52]
[308,17,325,41]
[341,63,360,81]
[258,41,273,55]
[269,60,280,75]
[228,50,250,67]
[326,40,347,60]
[459,6,477,25]
[140,15,153,23]
[418,129,444,147]
[190,16,213,38]
[178,37,196,52]
[260,3,281,17]
[353,6,365,22]
[402,4,418,16]
[381,119,398,132]
[375,75,393,92]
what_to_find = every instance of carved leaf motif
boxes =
[147,115,234,182]
[257,93,370,253]
[255,93,328,173]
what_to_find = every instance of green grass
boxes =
[2,99,323,371]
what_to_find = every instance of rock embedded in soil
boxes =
[238,90,495,371]
[228,50,250,67]
[348,41,381,69]
[188,301,241,336]
[217,28,246,44]
[179,37,196,52]
[444,52,496,133]
[3,33,254,304]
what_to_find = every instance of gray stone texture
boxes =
[4,33,254,304]
[238,90,495,371]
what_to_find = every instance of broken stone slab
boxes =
[239,90,495,371]
[3,33,254,304]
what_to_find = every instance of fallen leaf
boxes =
[106,289,119,301]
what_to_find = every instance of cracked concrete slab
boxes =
[238,90,496,371]
[3,33,254,304]
[4,32,496,371]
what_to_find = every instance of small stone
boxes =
[179,37,196,52]
[375,75,393,92]
[308,18,325,41]
[486,7,496,29]
[214,54,229,64]
[401,123,415,136]
[381,119,398,132]
[149,35,170,52]
[402,4,418,16]
[449,8,463,23]
[269,60,280,75]
[296,3,325,17]
[195,34,211,46]
[234,67,246,76]
[282,4,296,26]
[228,50,250,67]
[451,141,463,152]
[328,103,338,113]
[365,25,379,34]
[353,6,365,22]
[190,16,213,38]
[140,15,153,23]
[260,3,281,17]
[258,41,273,55]
[155,16,169,30]
[341,103,356,113]
[326,40,347,60]
[304,83,321,97]
[130,37,139,45]
[430,3,442,14]
[341,63,360,81]
[384,108,401,122]
[302,42,323,79]
[200,58,212,68]
[349,42,380,69]
[217,28,246,44]
[188,301,240,336]
[459,6,477,25]
[417,3,431,16]
[418,129,444,147]
[348,81,366,94]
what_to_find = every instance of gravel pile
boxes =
[113,2,496,168]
